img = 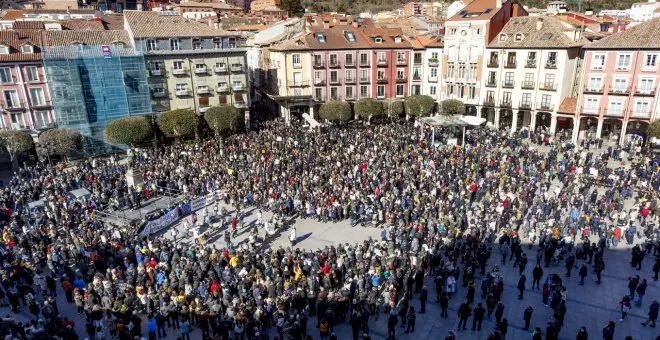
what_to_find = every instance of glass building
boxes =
[43,44,151,155]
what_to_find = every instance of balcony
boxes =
[172,68,187,75]
[545,60,558,69]
[175,89,188,96]
[377,59,388,67]
[608,86,631,95]
[500,100,512,108]
[197,86,210,94]
[521,81,535,90]
[581,107,601,115]
[31,101,50,109]
[232,84,244,92]
[487,60,498,68]
[376,77,388,83]
[10,124,29,130]
[314,78,325,86]
[293,63,302,69]
[194,66,207,74]
[630,110,651,118]
[215,65,228,73]
[537,101,553,111]
[396,59,407,66]
[313,60,325,68]
[502,81,514,89]
[150,69,164,76]
[634,87,655,96]
[519,101,532,110]
[428,75,438,82]
[504,60,517,68]
[539,82,557,91]
[329,60,340,68]
[359,77,370,84]
[329,78,341,85]
[412,75,421,82]
[583,85,604,94]
[345,77,356,84]
[428,58,439,66]
[152,90,167,98]
[217,85,230,93]
[344,60,356,68]
[603,108,624,117]
[483,97,496,107]
[525,59,537,68]
[34,122,55,130]
[288,80,310,87]
[615,65,631,71]
[485,79,497,87]
[230,64,244,72]
[396,76,407,83]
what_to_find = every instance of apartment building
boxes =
[412,34,444,103]
[124,10,248,115]
[576,18,660,145]
[0,30,54,131]
[268,25,413,122]
[481,16,585,135]
[443,0,527,114]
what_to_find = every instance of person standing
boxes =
[532,327,543,340]
[404,306,416,333]
[472,302,485,331]
[619,295,631,321]
[576,326,588,340]
[594,257,605,284]
[495,302,505,327]
[517,274,526,299]
[579,264,588,285]
[457,302,471,330]
[289,226,297,246]
[641,300,659,327]
[523,306,533,330]
[532,264,543,290]
[439,291,449,318]
[419,286,427,313]
[602,321,615,340]
[497,318,508,340]
[565,253,575,277]
[635,278,647,307]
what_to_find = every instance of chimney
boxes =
[496,0,502,9]
[536,17,543,30]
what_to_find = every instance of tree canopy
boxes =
[405,95,436,117]
[104,116,154,146]
[319,101,352,122]
[0,130,34,167]
[354,98,384,120]
[648,120,660,139]
[204,104,243,134]
[38,128,83,157]
[440,99,466,116]
[157,109,197,139]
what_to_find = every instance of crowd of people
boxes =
[0,119,658,340]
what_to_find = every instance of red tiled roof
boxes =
[0,30,43,62]
[12,21,44,30]
[1,10,27,21]
[558,97,577,114]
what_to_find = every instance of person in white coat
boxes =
[289,227,297,246]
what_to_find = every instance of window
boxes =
[20,45,33,53]
[592,53,605,70]
[345,54,353,66]
[346,32,356,42]
[430,68,438,77]
[411,85,420,95]
[172,61,183,70]
[612,77,628,91]
[175,84,187,91]
[638,78,654,92]
[330,54,338,66]
[316,33,326,43]
[430,86,436,95]
[315,88,323,100]
[527,51,537,62]
[34,111,50,128]
[0,45,8,54]
[486,71,496,85]
[450,28,457,35]
[360,69,368,81]
[457,84,465,98]
[446,84,454,96]
[396,68,404,80]
[634,101,650,116]
[468,86,475,99]
[0,67,11,84]
[608,100,624,115]
[213,38,221,49]
[504,72,514,85]
[616,53,632,70]
[431,52,438,59]
[506,52,516,66]
[345,86,354,99]
[447,64,455,78]
[396,84,404,97]
[588,76,603,90]
[377,70,385,81]
[644,53,658,70]
[170,39,180,51]
[313,54,322,66]
[546,52,557,68]
[195,63,206,72]
[584,97,599,112]
[499,33,507,41]
[330,87,338,100]
[502,92,512,104]
[468,64,477,80]
[330,71,338,83]
[515,33,523,41]
[413,53,422,64]
[3,90,19,108]
[314,71,322,84]
[521,93,531,106]
[29,88,44,106]
[345,70,354,82]
[544,74,555,86]
[541,94,552,108]
[292,54,301,68]
[377,85,385,98]
[9,112,25,128]
[25,66,38,82]
[397,52,405,62]
[458,65,465,79]
[192,39,201,50]
[374,37,383,43]
[360,53,368,65]
[524,73,534,83]
[360,85,368,98]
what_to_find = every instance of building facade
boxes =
[481,16,585,136]
[415,35,444,103]
[0,30,54,132]
[125,10,248,115]
[443,0,527,115]
[577,18,660,144]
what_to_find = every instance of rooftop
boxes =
[447,0,506,22]
[124,10,235,39]
[487,16,587,49]
[42,30,132,47]
[0,30,43,62]
[586,17,660,49]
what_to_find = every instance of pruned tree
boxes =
[204,104,243,136]
[156,109,197,139]
[0,130,34,170]
[405,95,436,117]
[355,98,384,121]
[38,128,83,160]
[104,116,154,146]
[381,100,404,117]
[440,99,466,116]
[319,101,352,122]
